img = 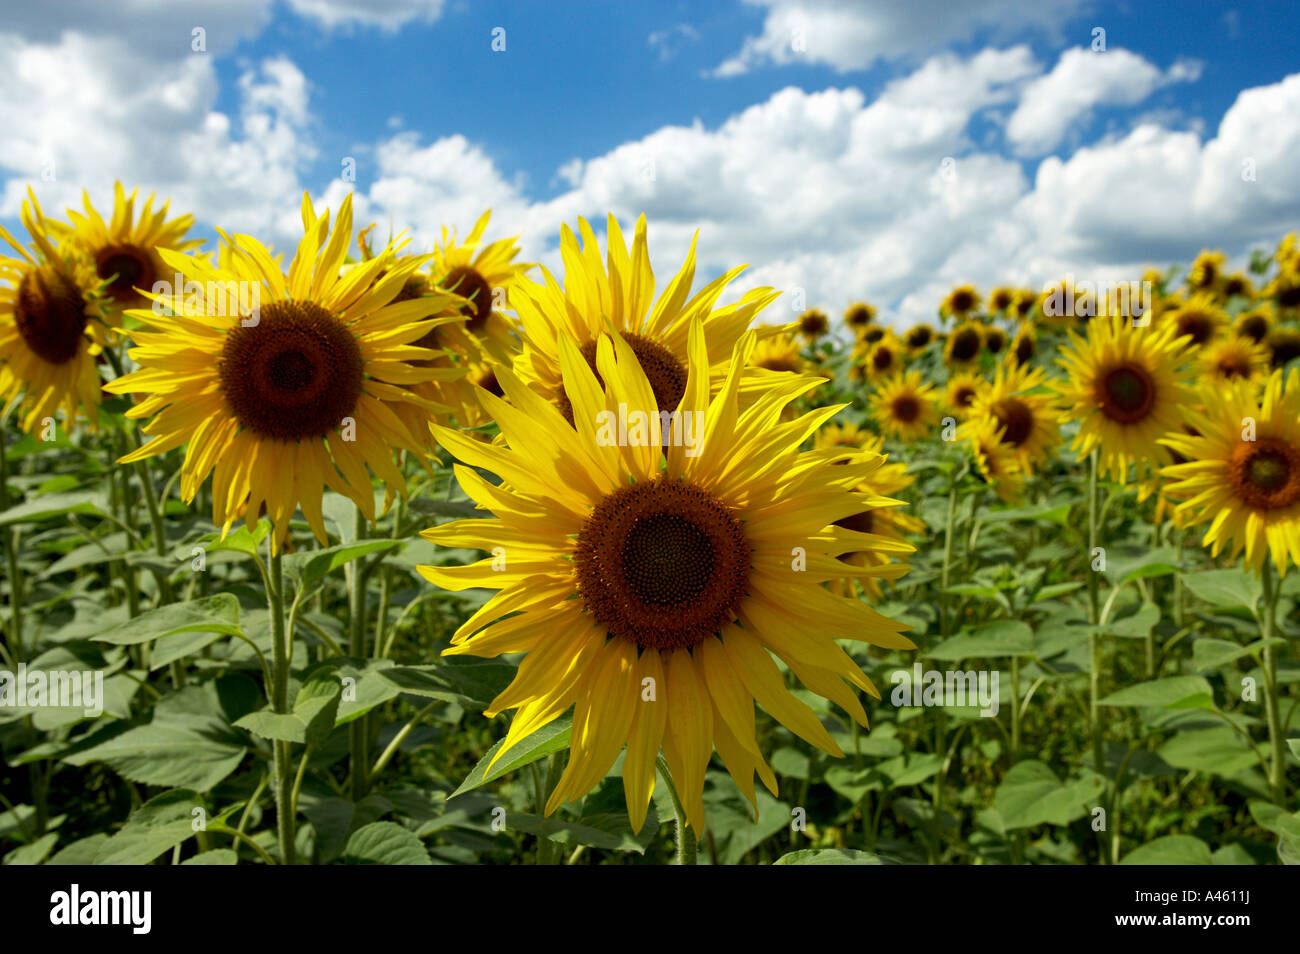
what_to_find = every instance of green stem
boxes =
[1087,450,1105,778]
[265,542,296,865]
[347,505,369,800]
[656,755,697,865]
[1260,562,1286,805]
[0,428,22,662]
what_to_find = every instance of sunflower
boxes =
[1234,304,1273,343]
[1267,327,1300,369]
[1187,249,1225,292]
[1266,268,1300,312]
[815,429,922,601]
[843,302,875,334]
[418,325,915,832]
[982,325,1007,355]
[965,414,1026,502]
[1011,289,1037,322]
[944,370,985,419]
[861,325,886,345]
[987,286,1016,314]
[944,320,983,367]
[1220,271,1254,300]
[964,359,1060,472]
[860,331,906,381]
[1010,326,1036,366]
[903,323,935,351]
[748,332,807,376]
[797,308,830,342]
[512,215,780,419]
[870,369,939,442]
[1053,315,1193,484]
[104,193,467,551]
[1038,279,1092,323]
[940,284,980,322]
[1200,335,1270,386]
[48,182,201,322]
[1166,293,1226,348]
[0,193,110,434]
[1159,369,1300,575]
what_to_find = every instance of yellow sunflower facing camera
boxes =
[105,193,468,550]
[870,369,940,442]
[418,324,915,833]
[1054,314,1194,484]
[964,358,1060,472]
[1160,369,1300,576]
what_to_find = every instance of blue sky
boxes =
[2,0,1298,326]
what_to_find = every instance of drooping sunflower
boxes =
[748,331,807,375]
[1186,249,1225,292]
[0,194,110,434]
[944,370,985,419]
[870,369,939,442]
[964,359,1060,472]
[965,413,1026,503]
[944,320,984,367]
[418,325,915,832]
[512,215,781,418]
[1010,326,1036,366]
[1266,268,1300,313]
[1166,293,1226,348]
[104,193,467,550]
[861,325,886,345]
[1053,315,1193,484]
[1159,369,1300,575]
[1011,289,1037,322]
[48,182,201,322]
[903,323,935,352]
[1199,334,1270,387]
[815,428,922,601]
[797,308,830,342]
[843,302,875,335]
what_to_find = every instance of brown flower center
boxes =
[906,326,933,348]
[1097,363,1156,424]
[845,304,873,328]
[991,397,1034,446]
[15,265,87,365]
[575,477,751,650]
[219,300,364,441]
[891,395,921,423]
[1228,438,1300,510]
[1270,332,1300,369]
[949,328,981,362]
[863,326,885,344]
[1014,334,1034,365]
[443,265,493,334]
[952,384,976,408]
[95,243,156,305]
[1175,310,1214,345]
[556,332,687,426]
[871,346,895,373]
[949,290,975,313]
[983,329,1006,353]
[1238,314,1268,342]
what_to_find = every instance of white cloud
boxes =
[284,0,444,31]
[1006,47,1200,155]
[714,0,1084,76]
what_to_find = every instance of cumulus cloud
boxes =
[1006,47,1201,154]
[283,0,445,31]
[713,0,1085,76]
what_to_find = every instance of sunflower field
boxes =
[1,184,1298,868]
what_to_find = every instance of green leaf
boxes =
[378,660,516,710]
[1193,637,1284,673]
[1105,602,1160,639]
[300,795,391,864]
[1103,545,1181,586]
[1033,582,1085,603]
[284,540,401,591]
[1119,835,1213,865]
[93,594,242,646]
[773,849,887,865]
[234,674,342,747]
[182,849,239,865]
[927,619,1033,660]
[343,821,431,865]
[4,832,58,865]
[0,491,107,526]
[453,717,572,797]
[1158,728,1256,776]
[1248,801,1300,839]
[47,834,110,865]
[508,812,653,853]
[1181,568,1261,611]
[993,760,1102,829]
[1099,676,1214,709]
[93,790,203,865]
[199,522,269,557]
